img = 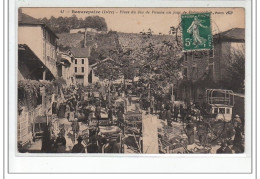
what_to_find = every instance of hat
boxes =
[235,115,240,118]
[77,136,83,141]
[221,142,227,147]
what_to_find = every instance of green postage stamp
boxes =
[181,13,212,51]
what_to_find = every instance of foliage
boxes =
[18,80,42,110]
[130,30,183,89]
[40,15,107,33]
[90,29,184,90]
[18,78,66,110]
[52,77,66,90]
[88,31,121,65]
[220,47,245,93]
[93,61,121,81]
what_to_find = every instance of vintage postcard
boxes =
[17,7,245,154]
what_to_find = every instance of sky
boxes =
[21,7,245,35]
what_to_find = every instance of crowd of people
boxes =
[40,80,244,154]
[40,122,123,153]
[40,82,129,153]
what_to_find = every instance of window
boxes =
[214,108,218,114]
[43,28,46,39]
[219,108,225,114]
[75,67,77,73]
[75,59,77,64]
[209,49,214,58]
[208,63,214,80]
[194,51,202,58]
[82,59,84,64]
[184,52,187,61]
[183,67,188,78]
[192,66,198,79]
[82,67,84,73]
[226,108,230,114]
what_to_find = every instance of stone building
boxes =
[70,47,90,86]
[57,51,76,87]
[18,11,60,148]
[178,28,245,103]
[18,12,59,78]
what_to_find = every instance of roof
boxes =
[210,104,232,107]
[90,57,121,69]
[18,12,41,24]
[18,13,59,39]
[70,47,90,58]
[57,54,72,66]
[214,28,245,42]
[91,57,117,68]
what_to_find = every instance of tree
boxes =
[220,47,245,93]
[93,61,121,81]
[83,16,107,31]
[39,15,107,33]
[67,15,78,29]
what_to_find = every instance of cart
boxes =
[200,89,235,143]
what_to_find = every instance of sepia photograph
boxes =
[17,7,245,154]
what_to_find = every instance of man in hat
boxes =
[233,115,244,153]
[55,132,66,153]
[87,138,99,153]
[186,119,195,145]
[234,115,242,126]
[216,141,232,154]
[72,136,85,153]
[71,118,80,140]
[104,138,116,153]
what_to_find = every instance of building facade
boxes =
[18,12,60,147]
[18,12,59,78]
[178,28,245,103]
[57,51,76,87]
[70,48,90,86]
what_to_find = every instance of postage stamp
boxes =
[181,13,212,51]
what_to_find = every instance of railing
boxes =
[206,89,234,106]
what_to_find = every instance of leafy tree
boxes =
[93,61,121,81]
[39,15,107,33]
[220,47,245,93]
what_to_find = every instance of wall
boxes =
[183,51,211,81]
[216,41,244,82]
[43,28,58,77]
[19,25,58,77]
[70,28,86,34]
[212,42,221,82]
[19,26,43,60]
[232,94,245,123]
[60,54,75,87]
[73,57,89,86]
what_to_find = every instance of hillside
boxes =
[57,31,176,50]
[57,31,180,65]
[57,33,84,50]
[117,32,176,50]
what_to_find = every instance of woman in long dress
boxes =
[187,16,208,47]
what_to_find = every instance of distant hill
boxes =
[117,32,176,50]
[57,33,84,50]
[57,31,179,64]
[57,31,121,64]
